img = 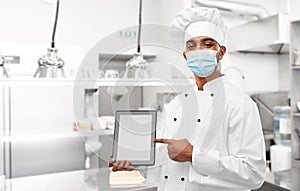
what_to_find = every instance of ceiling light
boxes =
[123,0,149,79]
[34,0,65,78]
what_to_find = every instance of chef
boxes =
[109,7,266,191]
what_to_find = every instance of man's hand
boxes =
[154,138,193,162]
[108,155,136,172]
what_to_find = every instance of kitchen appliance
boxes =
[251,91,289,132]
[251,91,289,153]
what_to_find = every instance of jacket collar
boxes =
[203,75,227,92]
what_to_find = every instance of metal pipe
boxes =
[137,0,142,53]
[51,0,60,48]
[194,0,269,19]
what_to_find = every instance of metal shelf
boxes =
[0,78,78,87]
[292,65,300,70]
[291,18,300,162]
[293,159,300,167]
[99,53,157,60]
[293,113,300,117]
[0,128,114,143]
[0,78,194,87]
[291,19,300,24]
[95,78,194,87]
[227,13,290,54]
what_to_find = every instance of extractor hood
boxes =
[227,13,290,54]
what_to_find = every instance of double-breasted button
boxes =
[181,177,185,181]
[164,175,168,179]
[174,118,177,121]
[197,119,201,123]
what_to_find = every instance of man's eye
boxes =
[204,43,213,47]
[187,45,195,49]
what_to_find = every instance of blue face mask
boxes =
[186,49,218,77]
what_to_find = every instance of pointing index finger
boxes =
[153,138,171,144]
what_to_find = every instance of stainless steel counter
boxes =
[3,168,157,191]
[7,166,300,191]
[260,168,300,191]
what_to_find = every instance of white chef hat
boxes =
[169,7,228,51]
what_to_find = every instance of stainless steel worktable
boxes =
[4,168,157,191]
[259,167,300,191]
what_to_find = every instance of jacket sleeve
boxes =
[189,96,266,190]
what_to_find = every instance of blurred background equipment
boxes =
[193,0,269,19]
[34,0,65,78]
[104,69,119,78]
[123,0,149,79]
[104,70,129,101]
[273,106,291,147]
[271,144,291,172]
[251,91,289,165]
[0,55,9,78]
[98,116,115,130]
[251,91,289,133]
[293,48,300,66]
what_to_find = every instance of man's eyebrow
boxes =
[186,38,216,44]
[186,39,196,44]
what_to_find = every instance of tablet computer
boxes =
[112,110,157,166]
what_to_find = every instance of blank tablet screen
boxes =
[112,110,156,166]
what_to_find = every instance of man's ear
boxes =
[183,52,187,60]
[219,46,226,59]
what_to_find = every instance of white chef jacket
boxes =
[144,75,266,191]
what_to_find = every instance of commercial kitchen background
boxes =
[0,0,300,190]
